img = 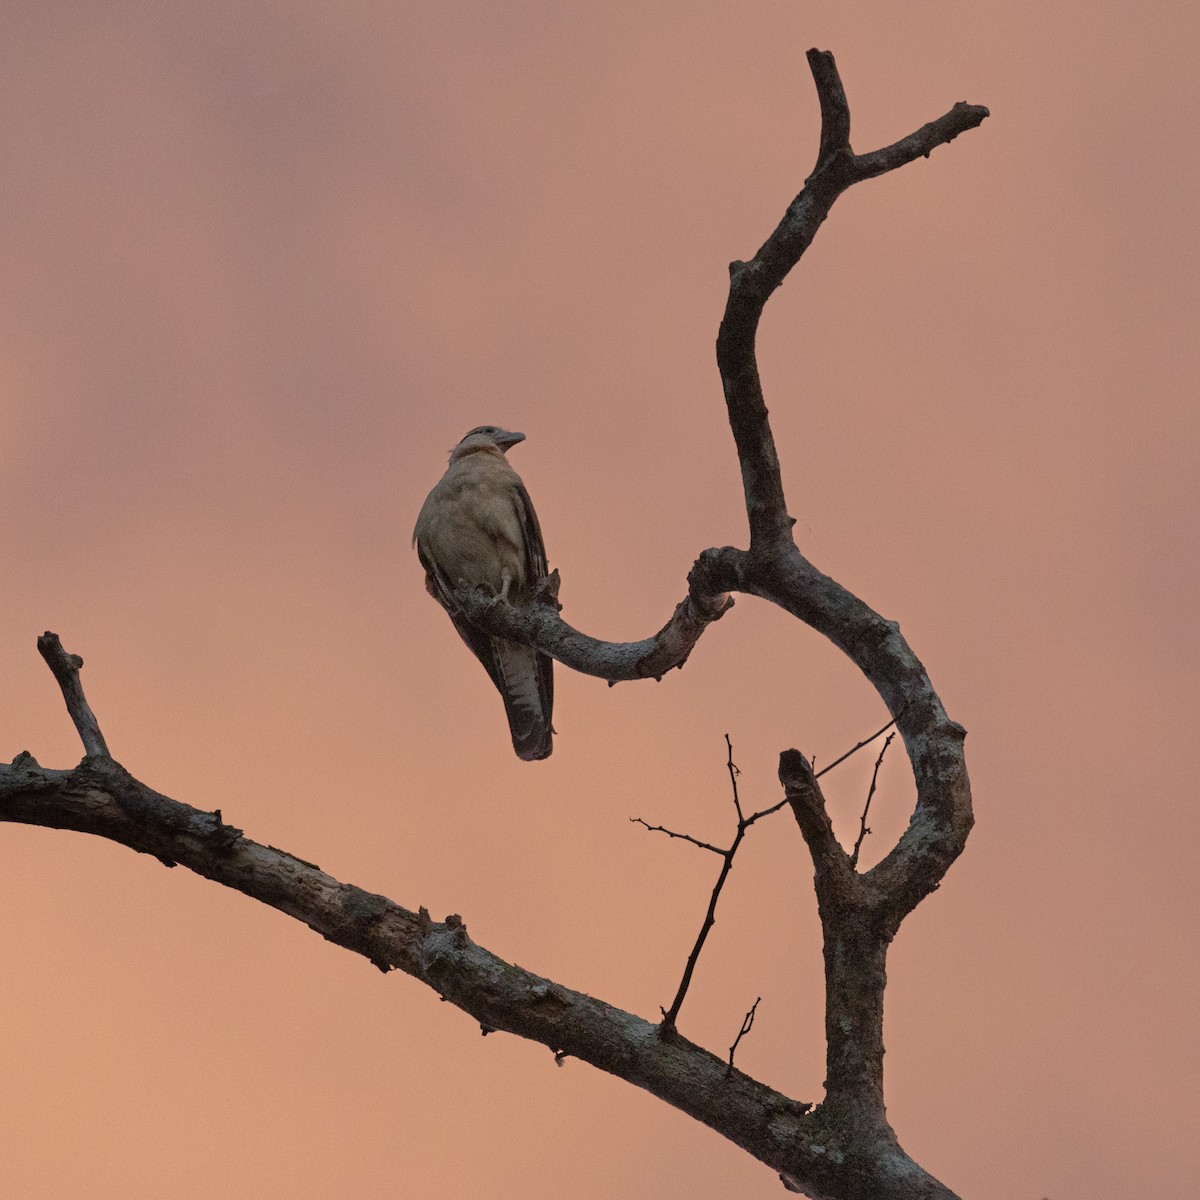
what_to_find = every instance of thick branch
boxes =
[779,749,856,905]
[0,752,952,1199]
[780,748,891,1123]
[707,48,979,938]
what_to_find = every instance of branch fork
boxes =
[3,48,985,1200]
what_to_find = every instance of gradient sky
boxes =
[2,4,1197,1199]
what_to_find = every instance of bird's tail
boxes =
[493,639,554,761]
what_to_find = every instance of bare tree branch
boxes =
[656,736,764,1032]
[4,46,985,1200]
[1,739,842,1189]
[628,817,725,856]
[36,632,110,758]
[456,549,741,684]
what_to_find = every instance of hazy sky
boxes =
[2,4,1197,1199]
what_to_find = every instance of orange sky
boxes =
[2,4,1197,1199]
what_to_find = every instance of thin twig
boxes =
[629,818,724,856]
[36,632,110,758]
[813,714,900,780]
[743,797,790,827]
[659,737,757,1032]
[661,828,740,1032]
[726,997,761,1078]
[725,732,744,821]
[650,716,904,1033]
[849,733,895,870]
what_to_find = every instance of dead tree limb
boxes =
[2,48,985,1200]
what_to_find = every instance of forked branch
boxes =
[637,723,899,1036]
[2,48,985,1200]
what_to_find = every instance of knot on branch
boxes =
[207,810,243,849]
[687,548,742,620]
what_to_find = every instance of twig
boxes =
[743,797,790,827]
[725,732,743,820]
[36,632,110,758]
[629,818,724,856]
[660,827,741,1032]
[849,733,895,870]
[658,736,766,1032]
[646,715,905,1034]
[726,997,761,1078]
[813,714,899,780]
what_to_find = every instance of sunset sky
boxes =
[2,4,1197,1199]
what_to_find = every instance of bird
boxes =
[413,425,554,760]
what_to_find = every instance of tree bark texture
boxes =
[1,50,987,1200]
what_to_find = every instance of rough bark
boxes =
[2,50,986,1200]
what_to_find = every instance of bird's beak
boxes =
[496,430,526,450]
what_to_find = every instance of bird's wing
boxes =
[416,539,511,700]
[512,479,554,740]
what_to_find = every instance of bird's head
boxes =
[450,426,527,460]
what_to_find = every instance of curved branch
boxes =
[706,49,981,1143]
[716,50,987,557]
[457,548,743,683]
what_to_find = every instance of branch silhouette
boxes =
[1,48,985,1200]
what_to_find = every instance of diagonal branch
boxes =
[37,632,111,758]
[3,693,913,1198]
[0,746,819,1167]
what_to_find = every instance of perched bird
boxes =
[413,426,554,760]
